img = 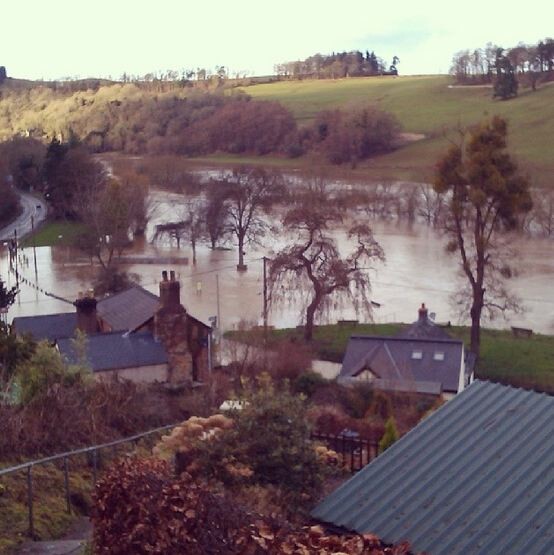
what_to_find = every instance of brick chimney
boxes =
[74,290,99,334]
[155,270,192,384]
[418,303,428,322]
[159,270,182,310]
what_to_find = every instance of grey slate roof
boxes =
[57,331,168,372]
[312,380,554,555]
[97,286,160,332]
[397,315,453,340]
[340,335,463,393]
[12,313,77,342]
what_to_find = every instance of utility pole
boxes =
[262,256,269,342]
[215,273,221,336]
[31,215,38,278]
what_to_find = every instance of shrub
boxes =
[155,377,330,503]
[378,416,399,454]
[92,456,412,554]
[294,370,329,397]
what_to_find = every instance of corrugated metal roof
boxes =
[57,331,168,372]
[340,336,463,393]
[312,380,554,555]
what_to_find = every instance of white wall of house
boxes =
[94,363,168,384]
[457,346,466,393]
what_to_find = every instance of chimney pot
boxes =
[159,270,181,308]
[418,303,428,322]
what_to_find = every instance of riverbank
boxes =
[231,323,554,394]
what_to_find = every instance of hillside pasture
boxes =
[240,76,554,186]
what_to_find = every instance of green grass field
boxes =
[238,76,554,187]
[246,323,554,393]
[21,221,86,248]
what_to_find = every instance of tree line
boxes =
[0,83,401,165]
[450,38,554,96]
[275,50,399,80]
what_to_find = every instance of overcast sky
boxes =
[2,0,552,80]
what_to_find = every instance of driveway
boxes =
[0,191,47,242]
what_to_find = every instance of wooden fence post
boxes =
[27,466,34,538]
[64,457,71,514]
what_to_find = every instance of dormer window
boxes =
[411,350,423,360]
[434,352,445,361]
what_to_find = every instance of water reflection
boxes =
[2,185,554,334]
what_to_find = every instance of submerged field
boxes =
[240,76,554,186]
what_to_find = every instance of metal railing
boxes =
[311,432,379,472]
[0,423,178,538]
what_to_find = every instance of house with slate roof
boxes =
[13,271,211,385]
[338,304,475,398]
[312,380,554,555]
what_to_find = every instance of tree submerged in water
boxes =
[269,181,384,341]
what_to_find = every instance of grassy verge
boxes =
[229,323,554,393]
[0,437,160,553]
[21,220,86,248]
[0,462,92,553]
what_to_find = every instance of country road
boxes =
[0,190,47,242]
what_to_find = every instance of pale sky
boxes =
[2,0,553,80]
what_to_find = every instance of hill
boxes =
[1,74,554,186]
[239,75,554,186]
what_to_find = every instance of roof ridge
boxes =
[350,335,463,345]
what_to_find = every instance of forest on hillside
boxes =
[0,82,401,164]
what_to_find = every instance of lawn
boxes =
[248,323,554,394]
[21,221,86,248]
[238,76,554,187]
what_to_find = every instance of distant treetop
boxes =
[275,50,399,80]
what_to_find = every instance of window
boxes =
[411,350,423,360]
[434,352,445,361]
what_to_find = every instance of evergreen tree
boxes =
[378,416,398,453]
[493,49,518,99]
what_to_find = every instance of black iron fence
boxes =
[311,432,379,472]
[0,423,178,538]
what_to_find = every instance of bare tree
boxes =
[203,181,230,249]
[269,182,384,341]
[153,197,207,264]
[218,167,285,270]
[534,190,554,236]
[417,184,445,227]
[78,180,134,270]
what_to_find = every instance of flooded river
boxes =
[2,186,553,335]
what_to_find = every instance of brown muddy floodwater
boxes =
[2,188,554,335]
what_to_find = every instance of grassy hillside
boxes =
[240,76,554,186]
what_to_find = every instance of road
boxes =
[0,190,47,242]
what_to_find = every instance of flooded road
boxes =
[2,193,553,335]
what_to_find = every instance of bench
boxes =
[511,326,533,339]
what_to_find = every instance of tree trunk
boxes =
[304,296,320,341]
[237,234,247,271]
[469,289,484,359]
